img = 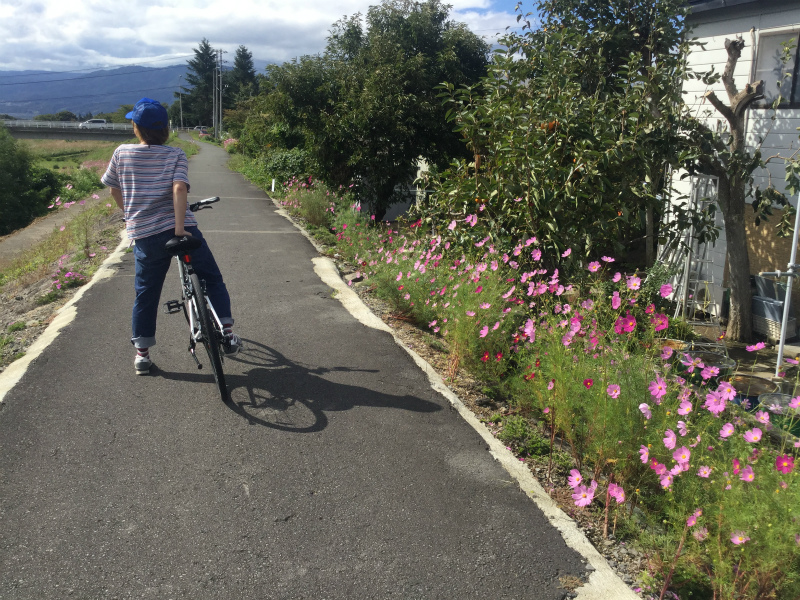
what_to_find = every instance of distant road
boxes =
[3,119,134,140]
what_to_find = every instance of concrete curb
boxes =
[0,232,129,404]
[268,193,639,599]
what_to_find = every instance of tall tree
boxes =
[180,39,217,126]
[228,45,258,102]
[419,0,713,268]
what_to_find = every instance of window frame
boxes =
[750,29,800,110]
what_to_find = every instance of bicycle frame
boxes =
[175,256,225,351]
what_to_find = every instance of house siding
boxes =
[670,3,800,327]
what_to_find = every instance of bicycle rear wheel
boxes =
[190,272,227,402]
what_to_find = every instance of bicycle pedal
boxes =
[163,300,183,314]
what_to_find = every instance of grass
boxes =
[0,202,120,290]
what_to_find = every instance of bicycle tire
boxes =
[190,272,227,402]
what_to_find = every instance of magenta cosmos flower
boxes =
[660,283,673,298]
[776,455,795,474]
[650,313,669,332]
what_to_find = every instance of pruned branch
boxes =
[722,38,745,100]
[704,90,734,123]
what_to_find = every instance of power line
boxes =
[0,55,193,79]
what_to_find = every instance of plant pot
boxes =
[730,374,780,411]
[656,338,688,352]
[757,393,800,437]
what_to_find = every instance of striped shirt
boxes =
[101,144,196,240]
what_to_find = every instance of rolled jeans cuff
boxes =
[132,335,156,349]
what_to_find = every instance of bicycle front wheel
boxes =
[190,272,227,402]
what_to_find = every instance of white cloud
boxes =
[0,0,524,72]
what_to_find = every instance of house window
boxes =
[752,31,800,108]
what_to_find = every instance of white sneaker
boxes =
[223,332,242,356]
[134,354,152,375]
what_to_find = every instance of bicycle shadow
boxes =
[158,338,442,432]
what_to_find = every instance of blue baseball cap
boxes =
[125,97,168,128]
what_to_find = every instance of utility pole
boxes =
[178,74,184,129]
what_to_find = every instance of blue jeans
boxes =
[131,227,233,349]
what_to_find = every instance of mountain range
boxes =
[0,65,191,119]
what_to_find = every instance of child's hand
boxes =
[175,230,193,237]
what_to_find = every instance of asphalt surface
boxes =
[0,141,588,599]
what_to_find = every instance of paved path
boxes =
[1,142,618,599]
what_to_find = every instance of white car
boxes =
[79,119,107,129]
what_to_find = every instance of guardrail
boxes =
[2,120,134,131]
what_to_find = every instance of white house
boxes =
[671,0,800,335]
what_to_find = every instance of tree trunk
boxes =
[719,180,753,341]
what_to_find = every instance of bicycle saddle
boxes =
[165,235,202,255]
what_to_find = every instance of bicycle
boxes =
[162,196,231,402]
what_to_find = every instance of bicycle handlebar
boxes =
[189,196,220,212]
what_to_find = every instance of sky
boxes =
[0,0,537,73]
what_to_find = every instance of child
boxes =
[102,97,240,375]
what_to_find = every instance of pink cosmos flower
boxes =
[716,381,737,401]
[568,469,583,488]
[700,365,719,380]
[755,410,770,424]
[480,302,491,309]
[547,380,555,390]
[743,428,762,443]
[466,311,476,317]
[639,445,649,463]
[790,396,800,410]
[611,292,622,310]
[612,272,622,283]
[572,483,595,507]
[663,429,677,450]
[703,391,726,415]
[639,403,652,419]
[677,421,688,436]
[465,214,478,227]
[660,474,674,489]
[731,531,750,545]
[686,509,702,527]
[697,465,712,478]
[678,400,693,415]
[720,423,735,438]
[607,384,621,398]
[627,275,641,290]
[608,483,625,503]
[732,458,741,474]
[447,220,457,230]
[562,248,572,258]
[649,377,667,399]
[601,256,615,262]
[479,326,489,338]
[673,446,691,464]
[739,465,755,482]
[776,455,795,474]
[746,342,766,352]
[660,284,673,298]
[661,346,674,360]
[531,249,542,261]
